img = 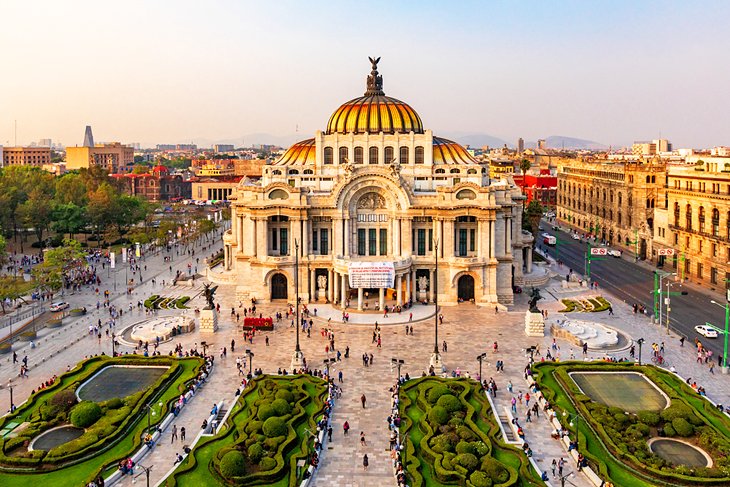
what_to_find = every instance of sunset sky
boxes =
[1,0,729,148]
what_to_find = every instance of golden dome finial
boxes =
[366,56,384,95]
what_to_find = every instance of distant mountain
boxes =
[541,135,607,150]
[182,133,302,149]
[441,132,512,149]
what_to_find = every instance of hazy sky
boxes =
[2,0,729,148]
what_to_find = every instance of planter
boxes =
[47,319,64,329]
[19,331,37,341]
[69,308,86,317]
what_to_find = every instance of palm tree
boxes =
[519,158,532,194]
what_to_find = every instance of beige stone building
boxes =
[652,166,730,291]
[2,146,51,167]
[66,142,134,173]
[556,159,666,259]
[208,60,531,306]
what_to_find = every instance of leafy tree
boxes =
[51,203,87,239]
[520,158,532,176]
[0,277,35,313]
[54,173,88,207]
[133,155,145,163]
[86,183,118,245]
[132,164,150,174]
[114,196,148,235]
[525,199,544,240]
[32,238,85,293]
[18,187,53,242]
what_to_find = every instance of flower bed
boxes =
[144,295,190,309]
[533,361,730,486]
[0,355,204,486]
[243,317,274,330]
[399,377,542,486]
[169,375,327,487]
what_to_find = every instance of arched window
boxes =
[415,146,424,164]
[652,176,656,183]
[618,192,622,205]
[324,147,333,165]
[674,202,680,225]
[269,189,289,200]
[288,169,299,175]
[384,146,394,163]
[456,189,476,200]
[272,169,282,175]
[712,208,720,236]
[303,169,314,175]
[369,146,378,164]
[450,168,460,174]
[339,146,348,164]
[400,146,409,164]
[698,206,705,233]
[602,189,606,202]
[435,168,446,174]
[685,204,692,230]
[467,168,477,174]
[610,191,614,203]
[618,212,622,225]
[646,175,651,183]
[354,147,364,164]
[628,196,633,207]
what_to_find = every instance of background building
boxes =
[112,165,189,201]
[513,171,558,209]
[66,142,134,173]
[214,144,235,152]
[2,146,51,167]
[632,139,672,157]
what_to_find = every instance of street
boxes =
[541,222,730,361]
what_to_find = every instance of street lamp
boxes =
[245,349,254,377]
[476,353,487,383]
[111,332,116,357]
[133,463,153,487]
[291,239,305,371]
[7,379,14,413]
[653,271,676,326]
[665,280,687,335]
[429,239,442,372]
[710,300,730,370]
[636,338,645,365]
[391,358,405,379]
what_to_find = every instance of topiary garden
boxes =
[534,361,730,486]
[168,375,327,487]
[399,377,544,486]
[0,355,204,487]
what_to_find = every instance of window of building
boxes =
[357,229,366,255]
[324,147,333,165]
[417,229,426,255]
[339,146,348,164]
[435,168,445,174]
[320,229,329,255]
[685,235,691,248]
[713,208,720,236]
[369,146,378,164]
[685,258,691,276]
[458,229,468,256]
[368,228,377,255]
[450,168,460,174]
[469,228,476,252]
[629,175,634,183]
[384,146,394,163]
[697,263,703,279]
[712,243,717,257]
[711,267,718,285]
[429,229,433,250]
[400,146,409,164]
[312,230,318,251]
[685,204,692,230]
[354,147,364,164]
[380,229,387,255]
[699,240,703,253]
[415,146,424,164]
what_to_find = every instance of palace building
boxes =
[210,59,531,307]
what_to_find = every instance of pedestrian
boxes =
[551,459,557,477]
[180,426,186,442]
[608,306,614,315]
[558,457,565,476]
[266,335,269,346]
[171,424,178,443]
[343,421,350,435]
[327,426,333,442]
[442,340,448,353]
[363,453,369,470]
[495,305,498,314]
[361,394,367,408]
[231,339,235,352]
[338,370,343,383]
[360,431,367,446]
[680,336,685,347]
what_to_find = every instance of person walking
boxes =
[171,424,178,443]
[361,394,367,408]
[327,426,333,442]
[343,421,350,435]
[180,426,186,442]
[551,459,557,477]
[360,431,367,446]
[363,453,369,470]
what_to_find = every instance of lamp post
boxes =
[429,239,443,371]
[246,349,254,377]
[133,463,153,487]
[111,332,116,357]
[653,271,676,326]
[665,280,688,335]
[7,379,14,413]
[291,239,305,371]
[476,353,487,383]
[710,300,730,371]
[391,358,405,379]
[636,338,644,365]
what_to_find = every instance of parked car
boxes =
[608,249,622,258]
[50,301,70,312]
[572,234,581,240]
[543,235,557,246]
[694,325,718,338]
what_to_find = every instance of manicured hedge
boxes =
[399,377,542,486]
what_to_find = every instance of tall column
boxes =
[379,287,385,311]
[396,275,403,306]
[505,215,512,256]
[292,218,302,256]
[301,219,309,255]
[490,218,496,259]
[224,245,229,270]
[256,217,267,259]
[429,269,435,303]
[402,218,412,257]
[341,273,347,308]
[309,269,316,301]
[237,216,244,252]
[333,217,342,258]
[393,218,401,256]
[444,218,455,258]
[405,272,411,302]
[333,271,339,304]
[344,218,351,257]
[358,287,364,311]
[327,269,334,302]
[411,269,416,298]
[231,211,237,246]
[526,247,533,273]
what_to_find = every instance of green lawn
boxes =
[0,356,204,487]
[570,371,668,413]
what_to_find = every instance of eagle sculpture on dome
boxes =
[366,56,384,95]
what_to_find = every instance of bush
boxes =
[263,435,286,450]
[427,384,450,404]
[430,434,454,453]
[672,418,695,437]
[482,457,509,483]
[245,420,263,434]
[259,456,277,471]
[257,404,276,421]
[456,425,476,441]
[637,410,660,426]
[271,398,291,416]
[661,405,692,422]
[275,389,294,403]
[455,452,479,471]
[470,470,493,487]
[473,440,490,456]
[663,424,676,437]
[247,443,264,463]
[104,397,124,410]
[219,450,246,478]
[436,394,463,413]
[427,405,449,426]
[70,401,102,428]
[262,416,287,438]
[456,440,477,455]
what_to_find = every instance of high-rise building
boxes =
[38,138,52,147]
[2,146,52,167]
[83,125,95,147]
[214,144,235,153]
[537,139,546,150]
[517,137,524,153]
[66,128,134,173]
[632,139,672,157]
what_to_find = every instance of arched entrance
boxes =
[271,273,288,300]
[457,275,475,302]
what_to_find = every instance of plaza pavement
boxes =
[2,234,730,486]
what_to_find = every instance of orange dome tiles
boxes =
[325,95,424,135]
[433,137,478,165]
[274,138,316,166]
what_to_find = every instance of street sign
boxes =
[657,248,676,256]
[590,248,607,256]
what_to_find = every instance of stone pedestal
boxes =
[199,308,218,333]
[525,311,545,337]
[429,352,444,373]
[317,287,327,303]
[290,350,306,371]
[418,291,428,303]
